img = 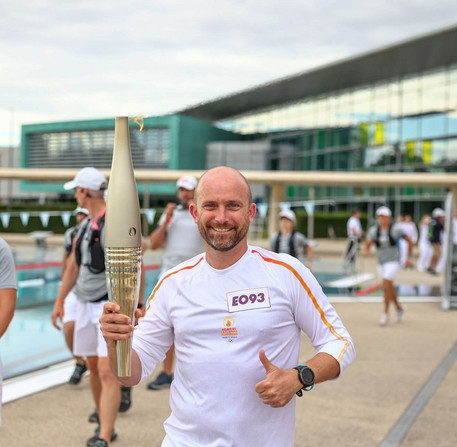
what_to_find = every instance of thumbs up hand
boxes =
[254,349,302,408]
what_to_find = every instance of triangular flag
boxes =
[40,212,50,228]
[280,202,291,211]
[304,202,314,216]
[61,212,71,227]
[145,209,156,224]
[1,213,10,228]
[257,203,268,219]
[20,212,30,226]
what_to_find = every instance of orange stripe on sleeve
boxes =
[252,250,351,362]
[144,256,205,313]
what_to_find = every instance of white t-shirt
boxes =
[347,216,362,239]
[159,205,205,273]
[134,246,355,446]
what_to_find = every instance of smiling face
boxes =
[190,167,256,266]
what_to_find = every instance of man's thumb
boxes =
[259,349,276,374]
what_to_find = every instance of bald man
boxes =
[100,167,355,447]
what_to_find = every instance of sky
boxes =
[1,0,456,147]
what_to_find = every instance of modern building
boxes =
[18,25,457,218]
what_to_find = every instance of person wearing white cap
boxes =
[270,209,313,268]
[147,175,204,391]
[363,206,414,326]
[428,208,445,275]
[52,167,121,447]
[60,206,89,386]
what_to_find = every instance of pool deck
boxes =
[2,235,454,446]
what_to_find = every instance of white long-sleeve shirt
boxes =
[133,245,355,447]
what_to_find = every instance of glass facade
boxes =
[27,127,170,169]
[216,65,457,215]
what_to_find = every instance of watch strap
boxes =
[294,364,314,397]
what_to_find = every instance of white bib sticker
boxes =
[227,287,271,313]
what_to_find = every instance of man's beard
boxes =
[198,216,250,252]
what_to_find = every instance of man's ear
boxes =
[189,202,198,223]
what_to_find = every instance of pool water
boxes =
[1,250,162,379]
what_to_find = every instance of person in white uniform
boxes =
[398,214,418,268]
[100,166,355,447]
[0,237,17,426]
[147,175,204,390]
[344,208,364,271]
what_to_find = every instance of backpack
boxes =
[274,231,297,257]
[74,215,105,274]
[373,224,396,248]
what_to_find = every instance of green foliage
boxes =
[295,211,368,238]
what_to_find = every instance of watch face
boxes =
[300,367,315,386]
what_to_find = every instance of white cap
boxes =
[432,208,445,218]
[74,207,89,215]
[64,167,108,191]
[279,209,296,222]
[176,175,197,191]
[376,206,392,217]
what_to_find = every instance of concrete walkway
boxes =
[1,236,454,446]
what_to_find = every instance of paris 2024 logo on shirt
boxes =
[221,316,238,342]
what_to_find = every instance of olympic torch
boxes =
[105,116,142,377]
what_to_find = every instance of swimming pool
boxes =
[0,247,162,380]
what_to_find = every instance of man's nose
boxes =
[214,206,229,222]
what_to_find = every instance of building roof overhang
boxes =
[178,25,457,121]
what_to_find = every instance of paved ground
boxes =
[1,235,455,446]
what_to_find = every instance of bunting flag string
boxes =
[20,212,30,226]
[40,212,50,228]
[61,212,71,227]
[0,205,336,231]
[1,213,10,228]
[257,203,268,219]
[304,202,315,216]
[145,209,156,224]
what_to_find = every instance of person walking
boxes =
[363,206,414,326]
[0,237,17,426]
[51,167,120,447]
[100,166,355,447]
[61,206,89,385]
[428,208,445,275]
[398,214,418,268]
[417,214,433,272]
[344,209,364,272]
[270,209,313,268]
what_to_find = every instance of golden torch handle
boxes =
[105,247,142,377]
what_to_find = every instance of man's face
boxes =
[76,212,87,224]
[279,217,294,233]
[190,174,255,252]
[177,187,195,207]
[74,187,87,208]
[377,215,391,226]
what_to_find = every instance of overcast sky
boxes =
[1,0,456,147]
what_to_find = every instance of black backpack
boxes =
[74,215,105,274]
[274,231,297,257]
[374,224,397,248]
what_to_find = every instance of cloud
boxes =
[0,0,456,146]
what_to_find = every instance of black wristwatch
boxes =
[294,364,315,397]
